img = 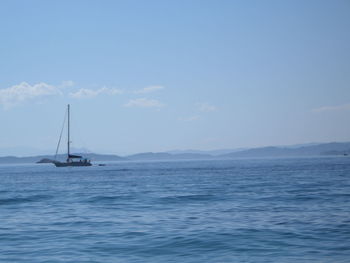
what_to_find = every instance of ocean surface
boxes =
[0,157,349,263]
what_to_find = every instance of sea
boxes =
[0,157,349,263]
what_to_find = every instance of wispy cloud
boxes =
[312,103,350,113]
[196,102,217,112]
[69,87,123,99]
[178,102,217,121]
[178,115,200,122]
[0,81,165,109]
[0,82,62,109]
[124,98,164,108]
[134,85,164,94]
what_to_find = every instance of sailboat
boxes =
[53,104,92,167]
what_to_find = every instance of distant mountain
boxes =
[0,142,350,164]
[167,148,247,156]
[116,143,350,160]
[219,142,350,158]
[36,158,54,163]
[0,147,92,157]
[126,152,213,161]
[0,153,124,164]
[278,142,323,149]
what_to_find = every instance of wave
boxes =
[158,194,215,204]
[86,195,134,204]
[0,194,52,205]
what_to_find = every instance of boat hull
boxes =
[54,161,92,167]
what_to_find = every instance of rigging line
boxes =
[54,108,68,160]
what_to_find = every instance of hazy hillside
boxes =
[220,142,350,158]
[167,149,247,156]
[0,153,124,164]
[0,142,349,164]
[126,152,213,161]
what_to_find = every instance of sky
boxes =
[0,0,349,156]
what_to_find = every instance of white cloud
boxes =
[0,82,62,109]
[178,115,200,122]
[196,102,217,112]
[312,103,350,113]
[134,85,164,94]
[69,87,123,99]
[124,98,164,108]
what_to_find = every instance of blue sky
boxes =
[0,0,349,155]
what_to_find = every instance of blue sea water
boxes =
[0,157,349,263]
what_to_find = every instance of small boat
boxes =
[53,104,92,167]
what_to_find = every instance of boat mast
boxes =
[67,104,70,160]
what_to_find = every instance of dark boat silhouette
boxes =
[53,104,92,167]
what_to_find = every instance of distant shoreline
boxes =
[0,142,349,164]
